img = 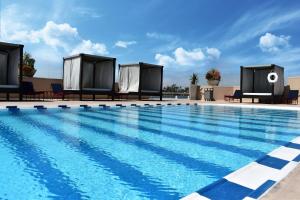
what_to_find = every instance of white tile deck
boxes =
[225,162,278,190]
[268,146,300,161]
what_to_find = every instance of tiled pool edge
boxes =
[1,101,300,110]
[181,137,300,200]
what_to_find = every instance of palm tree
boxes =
[190,73,199,85]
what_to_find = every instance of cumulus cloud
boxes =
[206,48,221,59]
[9,21,78,50]
[115,40,137,48]
[71,40,108,55]
[0,3,109,78]
[259,32,290,53]
[2,18,107,55]
[174,47,205,65]
[155,47,221,67]
[155,54,175,66]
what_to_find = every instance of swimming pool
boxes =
[0,105,300,199]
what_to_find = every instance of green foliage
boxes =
[205,68,221,81]
[190,73,199,84]
[163,84,189,93]
[23,52,35,68]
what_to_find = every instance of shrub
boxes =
[205,69,221,81]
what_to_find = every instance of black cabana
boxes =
[240,64,284,103]
[63,54,116,100]
[0,42,23,100]
[118,62,163,100]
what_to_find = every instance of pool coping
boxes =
[1,103,300,199]
[181,138,300,200]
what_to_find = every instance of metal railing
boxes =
[162,92,189,99]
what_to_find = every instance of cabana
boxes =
[0,42,23,100]
[63,54,116,100]
[240,64,284,103]
[118,62,163,100]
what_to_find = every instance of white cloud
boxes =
[174,47,205,65]
[1,10,107,55]
[146,32,176,41]
[259,33,290,53]
[8,21,78,50]
[0,4,31,41]
[206,48,221,59]
[155,47,221,67]
[115,40,137,48]
[0,4,106,55]
[71,40,108,55]
[155,54,175,66]
[222,7,300,48]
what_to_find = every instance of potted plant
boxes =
[189,73,200,100]
[22,52,37,77]
[206,68,221,86]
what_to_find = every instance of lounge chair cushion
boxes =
[82,88,112,92]
[0,85,19,88]
[243,93,272,96]
[141,90,160,93]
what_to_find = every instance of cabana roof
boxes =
[63,53,116,97]
[120,62,163,68]
[118,62,163,100]
[241,64,284,70]
[0,41,24,100]
[64,53,116,62]
[240,64,285,103]
[0,41,24,50]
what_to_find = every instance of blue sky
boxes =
[1,0,300,86]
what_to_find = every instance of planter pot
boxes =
[22,65,36,77]
[207,79,220,86]
[189,84,200,100]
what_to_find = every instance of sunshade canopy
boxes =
[240,64,284,96]
[0,42,23,86]
[63,54,116,91]
[119,62,163,93]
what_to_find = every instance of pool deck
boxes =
[261,165,300,200]
[0,99,300,199]
[0,99,300,110]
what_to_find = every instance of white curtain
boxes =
[94,61,113,90]
[82,62,94,88]
[71,57,81,90]
[0,52,8,85]
[119,65,140,93]
[128,66,140,92]
[63,57,81,90]
[63,60,71,90]
[119,66,128,92]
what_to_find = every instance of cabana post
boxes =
[63,53,115,100]
[118,62,163,100]
[0,42,23,101]
[240,64,284,103]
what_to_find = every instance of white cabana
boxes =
[118,62,163,100]
[240,64,284,103]
[0,42,23,100]
[63,54,116,100]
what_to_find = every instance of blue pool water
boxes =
[1,105,300,199]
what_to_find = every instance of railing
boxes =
[162,92,189,99]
